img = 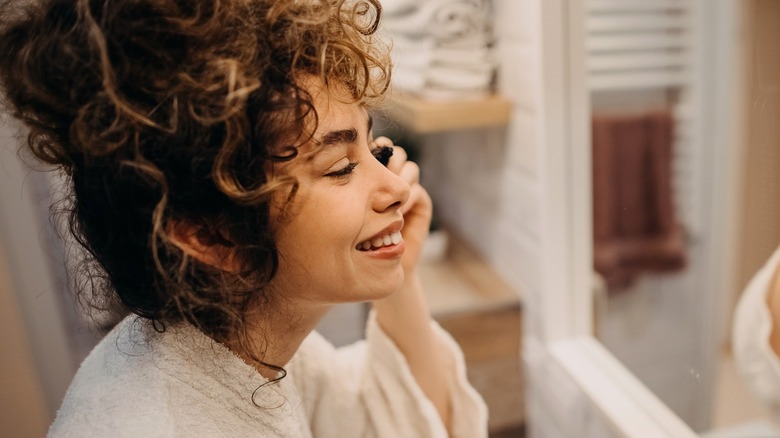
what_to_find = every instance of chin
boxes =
[383,271,406,297]
[365,270,405,300]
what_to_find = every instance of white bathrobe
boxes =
[733,246,780,422]
[48,312,488,437]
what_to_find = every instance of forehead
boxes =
[308,80,368,127]
[294,80,371,157]
[266,76,372,169]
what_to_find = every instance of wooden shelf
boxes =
[380,92,512,134]
[420,232,519,318]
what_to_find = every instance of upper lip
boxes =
[359,220,404,245]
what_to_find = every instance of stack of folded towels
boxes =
[382,0,496,100]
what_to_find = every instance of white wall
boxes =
[0,117,79,421]
[421,0,543,302]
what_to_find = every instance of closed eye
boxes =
[325,161,359,178]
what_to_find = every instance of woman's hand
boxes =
[375,136,433,275]
[371,137,451,429]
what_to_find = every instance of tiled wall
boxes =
[420,0,543,300]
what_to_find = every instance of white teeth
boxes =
[358,231,404,250]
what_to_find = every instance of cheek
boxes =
[281,194,363,254]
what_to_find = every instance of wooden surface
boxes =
[437,305,524,433]
[381,93,512,134]
[0,234,50,436]
[420,231,519,317]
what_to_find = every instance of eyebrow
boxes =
[321,128,358,145]
[320,114,373,146]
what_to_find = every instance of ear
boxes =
[167,221,241,273]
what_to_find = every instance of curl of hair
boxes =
[0,0,390,366]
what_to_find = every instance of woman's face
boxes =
[267,80,410,308]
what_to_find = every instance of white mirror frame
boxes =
[522,0,741,436]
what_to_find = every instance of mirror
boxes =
[587,0,779,434]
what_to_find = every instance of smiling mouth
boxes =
[356,231,403,251]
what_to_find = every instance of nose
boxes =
[370,158,410,213]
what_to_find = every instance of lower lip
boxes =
[360,240,405,259]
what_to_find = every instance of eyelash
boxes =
[325,161,359,178]
[324,146,393,179]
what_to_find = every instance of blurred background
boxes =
[1,0,778,437]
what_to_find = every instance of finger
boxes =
[399,185,418,216]
[398,160,419,186]
[400,183,432,216]
[374,136,394,148]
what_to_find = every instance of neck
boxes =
[230,300,331,380]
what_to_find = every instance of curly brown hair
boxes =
[0,0,390,363]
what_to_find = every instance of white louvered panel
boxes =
[588,33,687,52]
[587,0,692,90]
[672,103,693,121]
[589,52,687,72]
[674,127,694,148]
[586,0,702,236]
[590,70,687,91]
[587,14,688,33]
[588,0,689,13]
[672,98,698,236]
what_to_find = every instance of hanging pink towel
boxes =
[591,109,687,290]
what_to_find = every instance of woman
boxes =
[733,247,780,422]
[0,0,488,436]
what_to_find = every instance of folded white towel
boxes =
[383,0,496,100]
[391,64,494,97]
[391,34,495,71]
[391,68,427,94]
[391,32,491,54]
[436,33,492,50]
[431,47,495,68]
[393,46,495,72]
[380,0,418,16]
[382,0,489,40]
[426,65,494,89]
[418,87,491,101]
[390,36,436,71]
[428,0,490,41]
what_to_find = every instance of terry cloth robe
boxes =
[48,312,488,437]
[733,246,780,423]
